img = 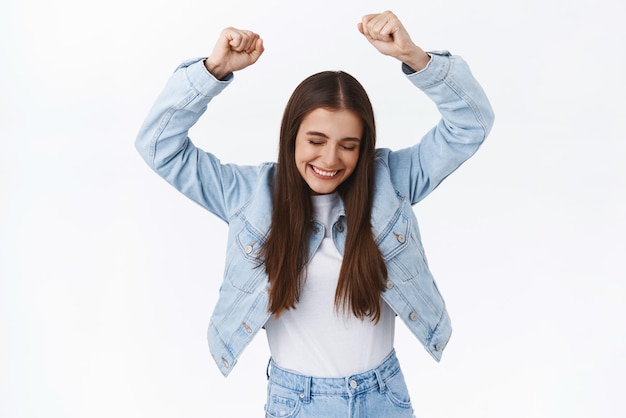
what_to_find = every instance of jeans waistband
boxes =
[267,349,401,400]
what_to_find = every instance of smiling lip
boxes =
[310,165,340,178]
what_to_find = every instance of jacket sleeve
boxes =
[134,58,260,223]
[385,51,495,205]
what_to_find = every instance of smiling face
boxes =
[294,107,363,195]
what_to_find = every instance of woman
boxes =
[136,11,494,417]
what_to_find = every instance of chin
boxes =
[308,182,339,195]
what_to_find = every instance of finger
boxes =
[367,13,397,41]
[357,22,364,35]
[235,31,260,53]
[359,14,378,38]
[376,19,400,41]
[225,29,251,51]
[243,32,260,54]
[249,38,264,61]
[227,31,244,50]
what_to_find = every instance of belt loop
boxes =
[374,368,386,394]
[304,376,312,403]
[266,357,272,380]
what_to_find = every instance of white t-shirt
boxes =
[265,193,395,377]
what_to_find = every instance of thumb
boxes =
[249,38,264,62]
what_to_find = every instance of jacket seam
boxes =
[440,61,489,140]
[149,91,199,166]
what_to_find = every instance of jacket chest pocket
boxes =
[378,212,425,282]
[224,225,266,293]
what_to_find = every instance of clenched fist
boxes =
[358,11,430,72]
[204,27,264,80]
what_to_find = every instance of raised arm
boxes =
[135,29,264,221]
[358,11,495,204]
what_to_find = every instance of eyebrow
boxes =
[305,131,361,142]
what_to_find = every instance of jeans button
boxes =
[349,380,357,389]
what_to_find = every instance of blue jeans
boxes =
[264,350,415,418]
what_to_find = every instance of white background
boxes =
[1,0,625,417]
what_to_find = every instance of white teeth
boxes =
[312,166,338,177]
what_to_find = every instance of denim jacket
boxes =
[136,51,494,376]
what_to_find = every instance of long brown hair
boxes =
[261,71,387,322]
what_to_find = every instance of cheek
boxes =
[346,153,360,172]
[294,141,311,163]
[294,146,313,177]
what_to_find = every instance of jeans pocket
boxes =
[384,370,412,409]
[264,383,301,418]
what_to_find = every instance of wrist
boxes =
[400,48,431,72]
[204,58,229,80]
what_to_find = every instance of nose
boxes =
[320,144,339,167]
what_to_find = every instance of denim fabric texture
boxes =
[265,350,415,418]
[135,51,495,376]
